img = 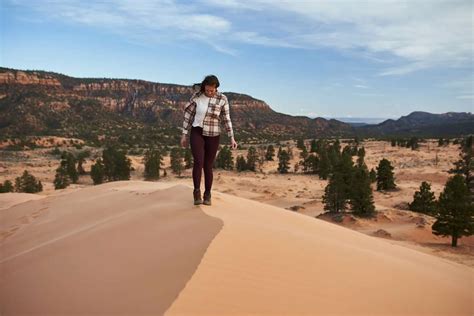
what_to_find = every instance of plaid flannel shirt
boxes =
[181,91,234,138]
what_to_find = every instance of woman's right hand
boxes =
[180,134,188,148]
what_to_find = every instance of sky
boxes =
[1,0,473,119]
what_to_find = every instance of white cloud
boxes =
[204,0,474,75]
[9,0,474,73]
[9,0,232,50]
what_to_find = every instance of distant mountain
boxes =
[0,67,352,146]
[324,117,391,126]
[0,67,472,145]
[356,111,474,137]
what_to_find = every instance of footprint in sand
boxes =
[0,225,21,241]
[31,207,48,219]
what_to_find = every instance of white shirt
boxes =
[192,93,211,127]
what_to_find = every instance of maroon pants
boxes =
[190,126,220,193]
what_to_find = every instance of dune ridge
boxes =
[0,180,472,315]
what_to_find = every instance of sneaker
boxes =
[203,191,211,205]
[193,188,203,205]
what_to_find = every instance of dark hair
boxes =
[200,75,220,93]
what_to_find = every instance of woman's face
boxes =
[204,84,217,97]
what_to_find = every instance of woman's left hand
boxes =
[230,137,238,150]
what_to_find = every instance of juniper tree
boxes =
[376,158,396,191]
[409,181,437,215]
[432,175,474,247]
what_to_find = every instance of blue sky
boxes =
[1,0,472,119]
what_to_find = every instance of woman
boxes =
[180,75,238,205]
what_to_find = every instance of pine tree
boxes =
[236,155,247,172]
[170,147,184,176]
[286,144,293,159]
[350,166,376,218]
[183,148,193,169]
[90,158,105,185]
[277,150,290,173]
[335,150,355,197]
[333,139,341,153]
[76,150,90,175]
[0,180,14,193]
[310,139,317,153]
[432,175,474,247]
[257,146,266,171]
[216,145,234,170]
[356,147,366,168]
[369,168,377,183]
[407,137,419,150]
[296,138,305,150]
[54,164,70,189]
[302,154,319,174]
[60,151,78,184]
[143,147,163,180]
[300,146,308,159]
[318,150,331,180]
[409,181,437,215]
[102,146,132,181]
[14,170,43,193]
[294,161,300,173]
[323,172,348,212]
[246,146,258,171]
[376,158,396,191]
[449,135,473,202]
[265,145,275,161]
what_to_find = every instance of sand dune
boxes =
[1,180,473,315]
